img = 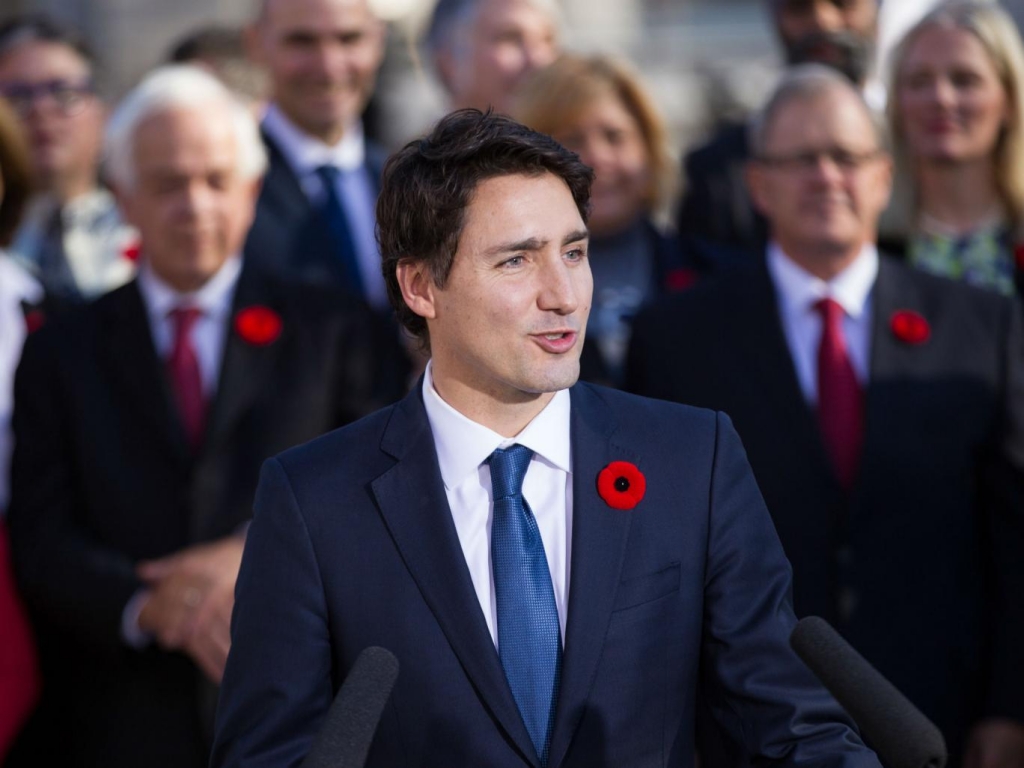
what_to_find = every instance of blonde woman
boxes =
[886,0,1024,295]
[516,53,692,385]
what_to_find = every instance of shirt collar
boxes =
[422,360,572,490]
[262,104,365,175]
[766,241,878,319]
[136,254,242,323]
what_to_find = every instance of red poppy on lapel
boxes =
[122,241,140,262]
[234,306,282,346]
[597,461,646,510]
[664,267,698,293]
[890,309,930,345]
[24,310,46,334]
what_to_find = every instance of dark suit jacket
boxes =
[676,121,767,272]
[626,257,1024,759]
[211,382,881,768]
[244,128,388,295]
[6,268,406,768]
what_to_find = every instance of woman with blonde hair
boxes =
[886,0,1024,295]
[515,53,692,385]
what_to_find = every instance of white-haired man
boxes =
[5,64,405,768]
[426,0,560,116]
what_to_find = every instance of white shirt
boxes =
[766,242,878,404]
[136,255,242,396]
[421,361,573,647]
[261,105,387,310]
[11,189,137,299]
[0,255,43,512]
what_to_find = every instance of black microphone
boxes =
[790,616,946,768]
[300,646,400,768]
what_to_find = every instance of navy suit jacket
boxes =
[212,383,881,767]
[626,256,1024,759]
[243,128,388,295]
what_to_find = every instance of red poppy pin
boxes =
[664,267,698,293]
[24,309,46,334]
[234,305,282,346]
[122,241,141,262]
[597,461,646,510]
[1014,243,1024,272]
[890,309,930,345]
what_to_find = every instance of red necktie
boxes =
[166,306,206,451]
[814,298,863,490]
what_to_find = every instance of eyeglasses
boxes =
[755,147,883,173]
[0,79,95,116]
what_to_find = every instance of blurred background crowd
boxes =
[2,0,1024,766]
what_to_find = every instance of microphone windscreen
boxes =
[301,646,400,768]
[790,616,946,768]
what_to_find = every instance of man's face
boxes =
[747,88,891,269]
[420,172,591,405]
[116,106,260,292]
[252,0,385,143]
[0,40,103,191]
[774,0,878,84]
[442,0,559,115]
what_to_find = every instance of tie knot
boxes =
[169,306,202,336]
[316,164,341,186]
[488,444,534,500]
[814,297,845,326]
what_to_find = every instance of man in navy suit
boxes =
[244,0,389,308]
[629,66,1024,765]
[212,109,882,767]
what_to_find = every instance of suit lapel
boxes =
[260,131,313,224]
[732,268,840,486]
[547,385,634,768]
[97,282,191,467]
[370,388,540,766]
[201,270,285,455]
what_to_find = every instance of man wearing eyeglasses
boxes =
[628,64,1024,767]
[0,14,136,303]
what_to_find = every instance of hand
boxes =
[137,536,245,682]
[964,719,1024,768]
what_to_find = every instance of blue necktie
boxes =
[315,165,364,299]
[488,444,561,766]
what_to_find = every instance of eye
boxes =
[500,255,525,268]
[564,247,586,262]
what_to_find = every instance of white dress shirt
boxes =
[766,242,878,405]
[261,105,387,310]
[0,255,43,512]
[11,189,137,299]
[422,361,573,648]
[136,255,242,396]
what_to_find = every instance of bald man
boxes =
[244,0,390,308]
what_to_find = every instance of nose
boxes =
[538,255,584,315]
[522,33,557,73]
[807,153,846,185]
[807,0,844,32]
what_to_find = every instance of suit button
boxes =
[838,588,858,623]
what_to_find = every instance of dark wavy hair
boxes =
[377,108,593,345]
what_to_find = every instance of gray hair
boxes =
[103,64,267,190]
[749,63,886,157]
[425,0,561,58]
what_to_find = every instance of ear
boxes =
[111,183,138,229]
[244,21,265,67]
[745,161,772,217]
[396,258,438,323]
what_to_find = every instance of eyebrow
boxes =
[483,228,590,258]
